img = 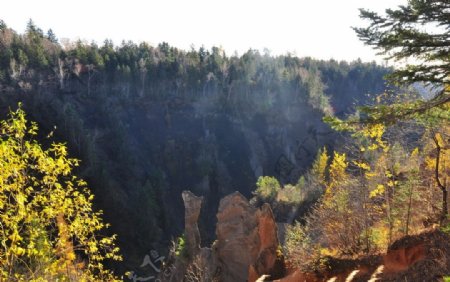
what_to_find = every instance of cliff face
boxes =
[170,191,283,282]
[215,192,282,281]
[0,75,338,271]
[134,94,333,244]
[0,45,389,269]
[172,191,450,282]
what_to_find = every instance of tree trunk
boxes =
[405,182,413,235]
[433,135,448,223]
[443,188,448,223]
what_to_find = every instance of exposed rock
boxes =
[249,204,284,281]
[162,191,204,282]
[275,229,449,282]
[170,191,283,282]
[383,243,425,274]
[215,192,261,281]
[182,191,203,256]
[214,192,283,282]
[381,229,449,281]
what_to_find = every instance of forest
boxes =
[0,0,449,281]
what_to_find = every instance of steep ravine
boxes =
[0,49,389,271]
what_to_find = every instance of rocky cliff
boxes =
[165,191,284,282]
[172,191,450,282]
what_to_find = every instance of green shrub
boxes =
[254,176,281,201]
[175,234,187,258]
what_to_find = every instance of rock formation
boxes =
[214,192,261,281]
[169,191,450,282]
[248,204,284,282]
[169,191,283,282]
[182,191,203,255]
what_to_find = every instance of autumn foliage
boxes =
[0,105,121,281]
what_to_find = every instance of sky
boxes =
[1,0,407,62]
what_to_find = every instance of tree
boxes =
[46,29,58,44]
[0,20,6,31]
[0,105,121,280]
[283,222,317,269]
[424,126,450,222]
[254,176,281,201]
[353,0,449,121]
[326,0,450,225]
[311,148,329,185]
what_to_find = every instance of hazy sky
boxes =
[1,0,407,62]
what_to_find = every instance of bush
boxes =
[175,234,188,258]
[283,222,320,270]
[254,176,281,201]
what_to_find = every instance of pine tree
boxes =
[0,20,6,31]
[354,0,449,121]
[46,28,58,43]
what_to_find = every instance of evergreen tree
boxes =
[0,19,6,31]
[354,0,449,121]
[46,28,58,43]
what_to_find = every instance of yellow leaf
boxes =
[370,184,385,198]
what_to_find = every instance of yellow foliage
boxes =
[370,184,385,198]
[312,147,329,186]
[329,152,348,184]
[410,147,419,158]
[423,126,450,190]
[369,224,390,251]
[323,152,348,205]
[320,247,338,257]
[354,123,388,152]
[0,105,121,281]
[353,160,371,171]
[387,180,396,187]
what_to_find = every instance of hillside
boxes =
[0,20,391,273]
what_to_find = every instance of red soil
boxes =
[271,229,449,282]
